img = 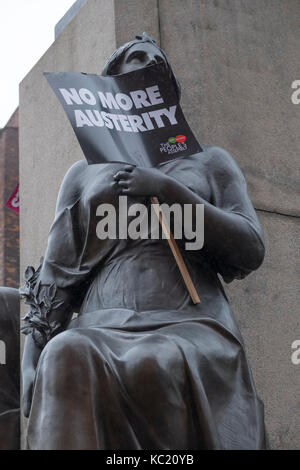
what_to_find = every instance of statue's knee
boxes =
[126,338,184,385]
[39,330,90,370]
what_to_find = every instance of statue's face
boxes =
[117,42,165,75]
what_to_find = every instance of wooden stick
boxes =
[151,196,200,304]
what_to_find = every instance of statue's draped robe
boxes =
[26,153,266,450]
[0,287,20,450]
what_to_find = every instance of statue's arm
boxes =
[160,146,265,276]
[21,160,88,416]
[20,160,88,343]
[104,149,264,281]
[21,279,73,417]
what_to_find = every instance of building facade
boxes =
[0,109,19,288]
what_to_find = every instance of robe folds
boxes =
[24,151,266,450]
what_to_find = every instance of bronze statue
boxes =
[21,33,266,450]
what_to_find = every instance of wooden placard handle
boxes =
[151,197,200,304]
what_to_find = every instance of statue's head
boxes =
[101,32,181,101]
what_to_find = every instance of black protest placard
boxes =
[45,62,202,167]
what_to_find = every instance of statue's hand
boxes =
[22,365,36,418]
[113,165,169,198]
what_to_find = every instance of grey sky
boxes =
[0,0,76,128]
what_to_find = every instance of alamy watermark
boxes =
[0,340,6,365]
[291,340,300,365]
[95,196,204,250]
[291,80,300,104]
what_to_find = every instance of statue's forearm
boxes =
[22,334,41,373]
[160,176,265,271]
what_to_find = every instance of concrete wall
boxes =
[55,0,88,38]
[19,0,300,449]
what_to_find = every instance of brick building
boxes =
[0,109,19,288]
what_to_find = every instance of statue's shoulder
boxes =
[65,159,88,179]
[200,145,245,182]
[56,160,88,211]
[61,160,88,188]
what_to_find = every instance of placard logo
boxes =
[160,135,187,155]
[168,135,187,144]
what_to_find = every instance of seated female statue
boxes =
[21,33,266,450]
